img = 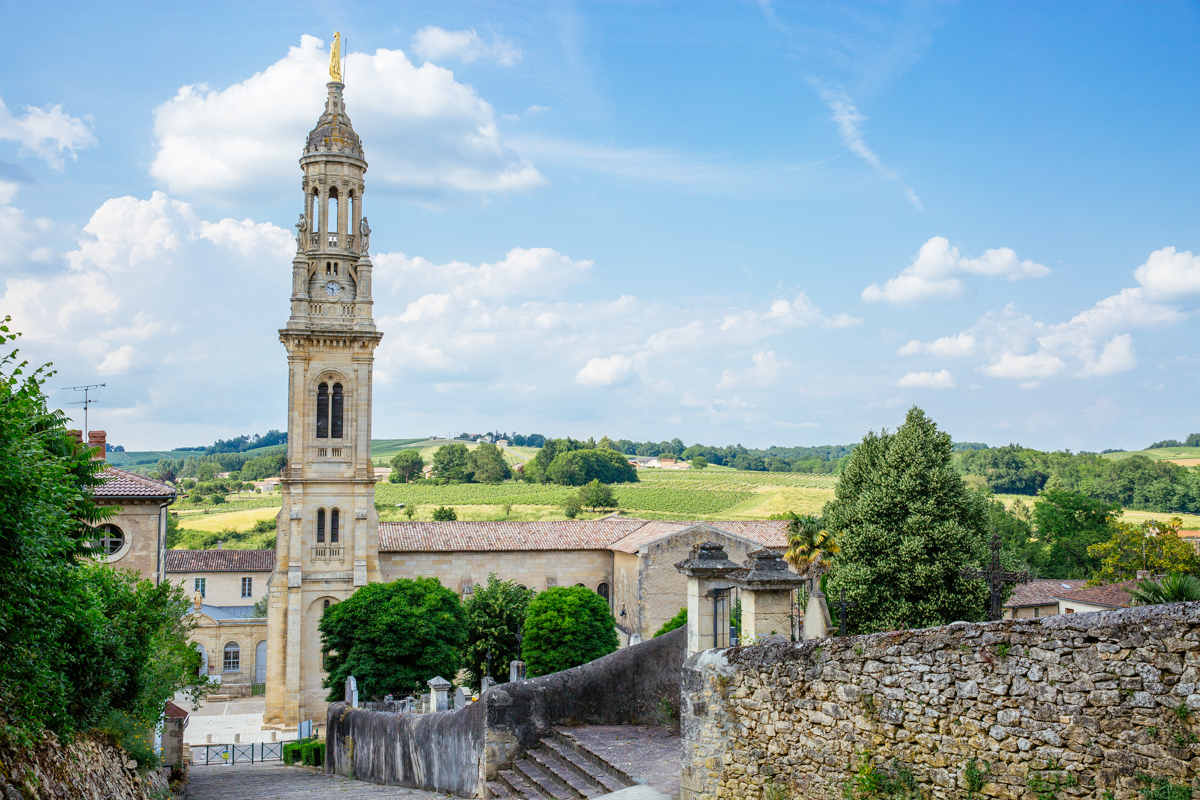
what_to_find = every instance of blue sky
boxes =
[1,1,1198,451]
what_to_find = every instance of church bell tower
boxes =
[264,38,382,727]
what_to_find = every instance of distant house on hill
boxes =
[496,439,510,447]
[1055,579,1140,615]
[1003,578,1087,619]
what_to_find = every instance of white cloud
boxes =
[375,246,591,300]
[1,191,294,438]
[982,350,1066,380]
[895,369,956,389]
[814,84,921,210]
[576,354,634,387]
[412,27,522,67]
[150,35,542,203]
[863,236,1050,304]
[0,96,95,169]
[717,350,788,390]
[1132,246,1200,301]
[0,182,54,267]
[1076,334,1137,378]
[896,332,976,358]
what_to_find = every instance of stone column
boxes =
[674,542,739,657]
[732,549,806,643]
[427,675,451,712]
[803,588,832,640]
[509,660,526,682]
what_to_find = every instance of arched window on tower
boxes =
[316,382,329,438]
[348,191,357,244]
[311,188,319,233]
[326,261,332,276]
[316,508,326,543]
[327,188,339,245]
[331,383,344,438]
[331,509,340,544]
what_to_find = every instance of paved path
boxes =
[185,762,448,799]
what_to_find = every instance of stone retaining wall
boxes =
[0,730,169,800]
[680,602,1200,800]
[326,626,688,797]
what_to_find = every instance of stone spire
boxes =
[303,82,365,163]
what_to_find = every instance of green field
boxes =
[1100,446,1200,464]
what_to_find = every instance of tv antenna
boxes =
[62,383,106,436]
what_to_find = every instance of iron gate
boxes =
[712,586,740,648]
[194,741,282,766]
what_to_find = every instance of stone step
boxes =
[487,780,517,799]
[514,759,573,800]
[539,740,627,795]
[526,749,596,799]
[498,769,541,800]
[549,729,638,788]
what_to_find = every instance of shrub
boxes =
[432,506,457,521]
[522,586,619,676]
[282,740,303,765]
[302,739,325,767]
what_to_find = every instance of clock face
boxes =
[324,281,342,298]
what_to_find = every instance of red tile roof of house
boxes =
[1054,580,1138,609]
[164,549,276,572]
[1004,578,1088,609]
[93,467,176,499]
[378,518,790,554]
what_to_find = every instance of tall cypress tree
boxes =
[825,407,988,634]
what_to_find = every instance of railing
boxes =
[303,232,358,252]
[194,741,282,766]
[327,233,338,247]
[308,303,355,318]
[312,546,344,560]
[312,444,349,459]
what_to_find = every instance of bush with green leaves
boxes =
[577,479,616,511]
[319,578,468,700]
[388,449,425,483]
[0,318,209,742]
[825,407,989,635]
[655,608,687,637]
[522,586,619,676]
[1130,573,1200,605]
[432,506,458,521]
[463,574,534,687]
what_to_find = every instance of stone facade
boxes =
[0,730,169,800]
[263,76,383,729]
[188,607,269,695]
[379,550,613,598]
[680,602,1200,800]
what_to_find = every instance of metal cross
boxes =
[961,532,1031,620]
[836,587,859,637]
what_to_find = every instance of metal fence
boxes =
[193,741,283,766]
[712,586,740,648]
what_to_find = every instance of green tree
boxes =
[523,437,586,483]
[691,455,708,470]
[1031,489,1120,578]
[1087,517,1199,584]
[654,608,687,637]
[463,575,533,687]
[0,318,207,741]
[404,504,418,520]
[562,496,581,519]
[1129,573,1200,605]
[469,442,511,484]
[521,586,619,677]
[782,513,838,578]
[319,578,468,701]
[432,506,457,521]
[824,407,989,635]
[389,449,425,483]
[432,443,473,481]
[545,448,638,486]
[578,479,616,511]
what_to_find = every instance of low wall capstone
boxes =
[680,602,1200,800]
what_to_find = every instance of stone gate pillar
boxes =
[732,549,805,642]
[674,542,738,657]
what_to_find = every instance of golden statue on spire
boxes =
[329,32,343,82]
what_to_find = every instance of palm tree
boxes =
[1129,573,1200,606]
[783,513,839,581]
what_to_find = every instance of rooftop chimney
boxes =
[67,429,84,445]
[88,430,107,460]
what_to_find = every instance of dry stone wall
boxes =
[681,602,1200,800]
[0,730,168,800]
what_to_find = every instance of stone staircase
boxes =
[487,728,639,799]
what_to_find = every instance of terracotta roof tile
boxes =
[378,518,791,554]
[1055,580,1138,609]
[379,520,646,552]
[164,549,276,572]
[1004,579,1088,609]
[94,467,176,499]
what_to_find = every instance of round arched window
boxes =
[223,642,241,672]
[597,583,610,602]
[94,524,124,556]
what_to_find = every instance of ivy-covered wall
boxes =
[680,603,1200,800]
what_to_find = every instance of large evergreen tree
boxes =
[825,407,989,634]
[463,574,533,687]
